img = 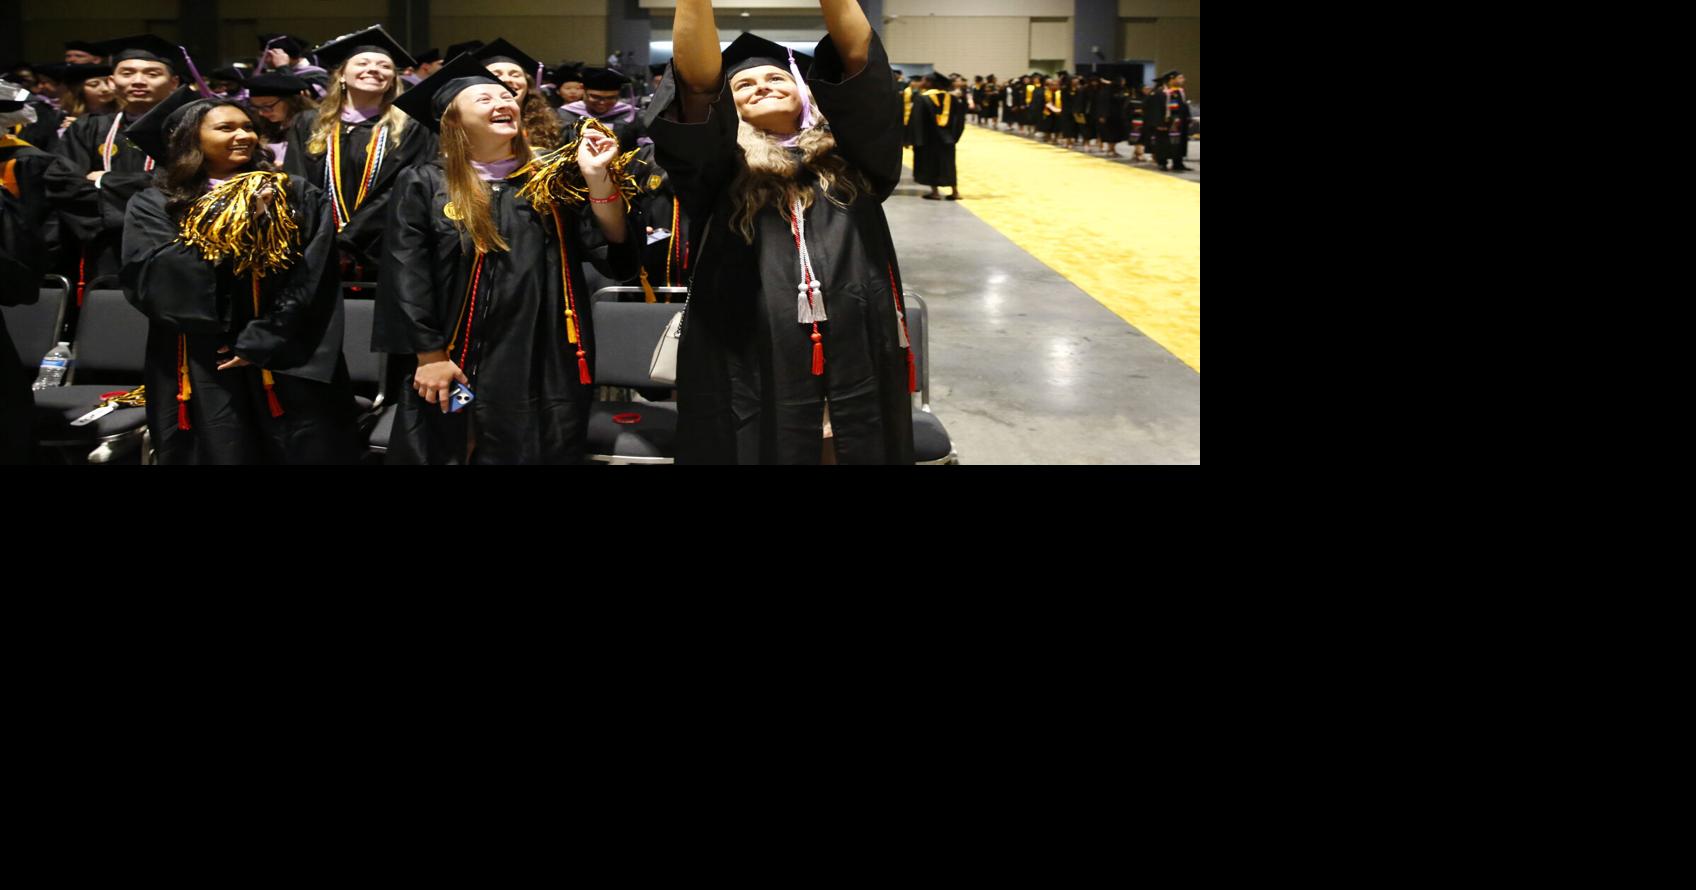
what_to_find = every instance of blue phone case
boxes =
[448,382,475,413]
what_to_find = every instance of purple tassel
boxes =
[179,45,216,98]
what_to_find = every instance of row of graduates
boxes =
[3,4,921,465]
[3,32,655,297]
[938,69,1193,170]
[898,72,967,200]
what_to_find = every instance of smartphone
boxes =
[447,382,475,413]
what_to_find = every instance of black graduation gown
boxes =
[632,144,690,291]
[1025,85,1046,127]
[47,110,157,287]
[1099,88,1130,144]
[120,179,358,464]
[1157,87,1192,163]
[284,109,438,277]
[10,100,63,153]
[1,138,59,462]
[375,161,640,465]
[646,31,917,465]
[556,105,647,153]
[911,90,962,188]
[1139,90,1162,149]
[1060,88,1081,138]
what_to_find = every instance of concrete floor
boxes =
[883,174,1201,465]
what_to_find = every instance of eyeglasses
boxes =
[247,99,282,111]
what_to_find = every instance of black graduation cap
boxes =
[34,62,70,83]
[1158,69,1182,82]
[474,39,541,80]
[243,72,311,97]
[312,26,416,72]
[122,85,210,164]
[412,48,442,66]
[444,40,486,61]
[0,79,29,112]
[722,32,812,80]
[97,35,183,72]
[62,62,114,84]
[550,66,584,86]
[258,33,306,58]
[392,52,505,132]
[925,72,950,90]
[210,66,246,82]
[576,67,628,92]
[65,41,104,56]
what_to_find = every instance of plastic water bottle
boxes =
[32,342,72,390]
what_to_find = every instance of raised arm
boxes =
[821,0,872,77]
[671,0,723,123]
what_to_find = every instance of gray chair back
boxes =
[592,300,683,388]
[589,285,689,304]
[341,295,380,391]
[2,275,69,375]
[906,293,930,400]
[74,289,148,379]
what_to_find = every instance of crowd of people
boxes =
[1,0,929,464]
[896,68,1194,172]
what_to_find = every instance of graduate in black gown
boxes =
[631,142,689,295]
[243,72,313,169]
[120,89,357,464]
[1139,79,1163,162]
[1098,76,1130,157]
[2,81,67,463]
[54,63,117,141]
[47,35,181,306]
[911,72,963,201]
[558,67,648,152]
[256,34,329,98]
[1155,69,1192,172]
[284,26,436,282]
[376,55,639,464]
[646,0,918,464]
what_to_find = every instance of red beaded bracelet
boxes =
[589,192,622,205]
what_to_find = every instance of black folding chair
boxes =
[33,287,151,464]
[587,295,684,464]
[3,274,70,380]
[904,293,959,465]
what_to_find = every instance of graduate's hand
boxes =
[215,346,253,370]
[578,130,618,181]
[415,357,469,413]
[86,171,105,185]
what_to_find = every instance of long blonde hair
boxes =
[306,61,409,154]
[730,108,865,244]
[439,102,533,255]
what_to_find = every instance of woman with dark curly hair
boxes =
[120,89,356,464]
[647,0,917,463]
[474,40,568,151]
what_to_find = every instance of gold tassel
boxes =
[516,119,641,211]
[177,171,301,278]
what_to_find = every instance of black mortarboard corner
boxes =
[34,62,70,83]
[97,35,183,73]
[1158,69,1181,83]
[393,52,505,133]
[413,48,442,66]
[61,62,114,83]
[312,26,416,72]
[475,39,542,83]
[576,67,629,92]
[925,72,950,90]
[0,80,30,112]
[244,72,311,98]
[122,85,211,164]
[551,66,584,85]
[210,66,246,83]
[259,34,306,58]
[722,32,812,80]
[444,40,486,61]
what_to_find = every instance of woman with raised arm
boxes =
[645,0,917,464]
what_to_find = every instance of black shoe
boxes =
[1173,164,1190,172]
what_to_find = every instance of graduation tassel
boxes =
[578,348,593,385]
[639,267,657,303]
[888,263,917,394]
[547,207,583,348]
[176,334,192,430]
[811,326,825,376]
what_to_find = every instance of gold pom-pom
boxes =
[516,118,642,212]
[177,171,301,278]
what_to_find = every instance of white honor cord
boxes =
[793,196,826,324]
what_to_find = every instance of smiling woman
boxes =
[118,90,358,464]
